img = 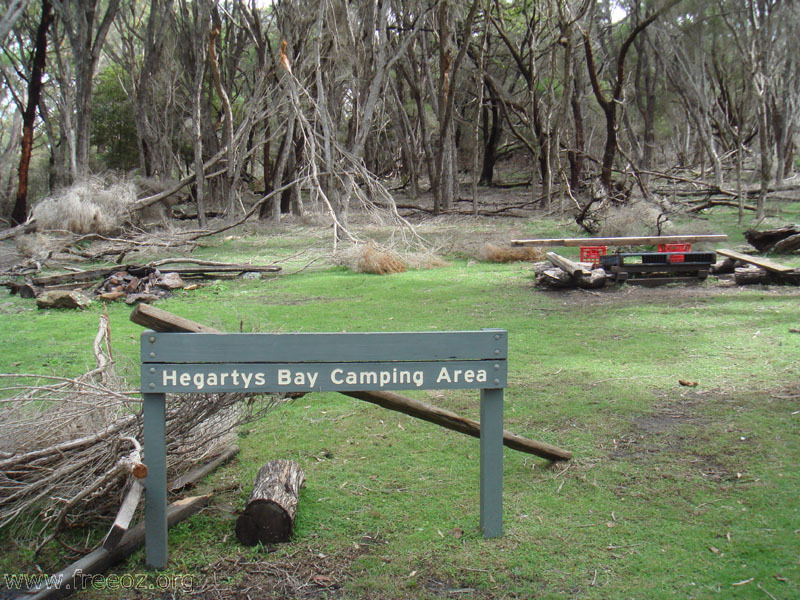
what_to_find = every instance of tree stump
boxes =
[235,459,305,545]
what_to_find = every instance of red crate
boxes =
[658,243,691,263]
[580,246,607,266]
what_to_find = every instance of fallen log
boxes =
[734,266,769,285]
[31,262,281,287]
[745,226,800,253]
[771,234,800,254]
[26,494,211,600]
[0,218,37,241]
[235,459,305,545]
[710,257,737,275]
[687,200,757,213]
[546,252,588,277]
[130,307,573,462]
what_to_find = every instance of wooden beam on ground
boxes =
[546,252,588,277]
[130,307,572,462]
[27,495,211,600]
[511,234,728,247]
[716,249,795,274]
[344,390,571,461]
[130,303,221,333]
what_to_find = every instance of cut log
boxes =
[235,460,305,545]
[577,268,607,289]
[511,234,728,247]
[716,249,795,273]
[539,267,574,288]
[26,495,211,600]
[546,252,588,277]
[129,307,573,462]
[771,233,800,254]
[710,257,737,275]
[735,266,769,285]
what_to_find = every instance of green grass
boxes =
[1,208,799,599]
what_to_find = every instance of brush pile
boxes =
[0,314,287,550]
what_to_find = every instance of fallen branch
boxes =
[688,200,757,213]
[0,218,37,241]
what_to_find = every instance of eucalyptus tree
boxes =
[582,0,681,193]
[1,0,51,224]
[50,0,121,177]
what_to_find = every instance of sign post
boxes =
[141,329,507,568]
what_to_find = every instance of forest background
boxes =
[0,0,798,236]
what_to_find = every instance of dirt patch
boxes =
[543,275,800,306]
[172,535,387,600]
[609,395,709,461]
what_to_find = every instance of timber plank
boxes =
[511,234,728,247]
[716,249,795,273]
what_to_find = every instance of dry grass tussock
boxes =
[31,178,137,234]
[335,242,451,274]
[0,314,286,546]
[336,242,407,274]
[478,243,545,263]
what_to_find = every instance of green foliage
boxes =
[91,67,139,172]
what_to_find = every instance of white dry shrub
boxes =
[334,242,407,274]
[32,178,137,234]
[598,200,672,238]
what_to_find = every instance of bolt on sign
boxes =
[141,330,507,569]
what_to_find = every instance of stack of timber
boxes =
[537,252,606,289]
[717,249,800,286]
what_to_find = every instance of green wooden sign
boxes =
[141,329,507,569]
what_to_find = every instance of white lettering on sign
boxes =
[435,367,487,384]
[157,365,492,391]
[277,369,319,387]
[330,367,425,388]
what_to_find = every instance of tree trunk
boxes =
[479,88,501,186]
[11,0,52,225]
[235,460,305,546]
